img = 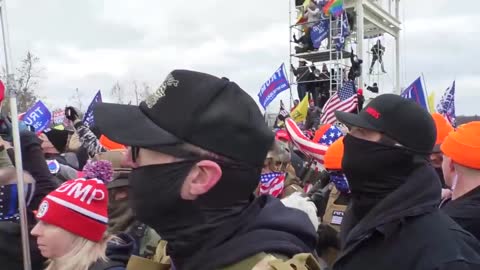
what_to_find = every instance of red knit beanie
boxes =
[35,178,108,242]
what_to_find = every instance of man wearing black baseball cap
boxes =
[94,70,319,270]
[332,94,480,270]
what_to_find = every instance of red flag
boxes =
[0,80,5,103]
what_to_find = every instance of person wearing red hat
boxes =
[31,178,125,270]
[441,122,480,240]
[356,89,364,113]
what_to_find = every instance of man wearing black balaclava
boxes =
[93,70,319,270]
[331,94,480,270]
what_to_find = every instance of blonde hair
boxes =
[45,229,111,270]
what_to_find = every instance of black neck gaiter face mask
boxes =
[342,134,416,219]
[128,160,258,264]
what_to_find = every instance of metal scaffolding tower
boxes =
[289,0,402,106]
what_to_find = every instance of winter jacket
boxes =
[184,195,318,269]
[127,195,319,270]
[292,65,312,83]
[0,222,45,270]
[74,120,106,158]
[333,164,480,270]
[8,131,59,211]
[442,186,480,241]
[89,234,134,270]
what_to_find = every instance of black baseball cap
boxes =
[335,94,436,154]
[94,70,274,167]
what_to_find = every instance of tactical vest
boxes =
[126,240,323,270]
[323,187,348,232]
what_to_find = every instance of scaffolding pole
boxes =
[355,0,364,89]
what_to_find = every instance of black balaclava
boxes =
[128,158,260,268]
[342,134,417,220]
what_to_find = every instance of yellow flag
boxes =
[428,92,435,113]
[291,94,310,123]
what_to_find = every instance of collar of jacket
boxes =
[342,162,441,251]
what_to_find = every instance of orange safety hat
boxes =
[100,135,126,150]
[324,136,344,171]
[441,121,480,169]
[431,113,454,152]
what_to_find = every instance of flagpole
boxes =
[1,1,32,270]
[421,73,429,98]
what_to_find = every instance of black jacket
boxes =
[180,195,318,270]
[442,186,480,241]
[334,164,480,270]
[8,131,59,211]
[0,222,45,270]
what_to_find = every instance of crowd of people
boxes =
[0,68,479,270]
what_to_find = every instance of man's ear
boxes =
[182,160,222,200]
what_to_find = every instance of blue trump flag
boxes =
[258,64,290,109]
[83,90,102,127]
[311,19,330,49]
[401,77,428,110]
[334,11,350,51]
[23,100,51,132]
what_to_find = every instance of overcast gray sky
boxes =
[3,0,479,115]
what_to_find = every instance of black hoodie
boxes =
[334,164,480,270]
[180,195,318,270]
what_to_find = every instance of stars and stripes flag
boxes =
[320,80,358,125]
[285,118,329,164]
[318,125,343,146]
[436,81,456,127]
[259,172,286,198]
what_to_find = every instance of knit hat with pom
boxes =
[35,178,108,242]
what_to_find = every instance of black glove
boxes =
[65,107,79,122]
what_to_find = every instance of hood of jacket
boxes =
[181,195,317,270]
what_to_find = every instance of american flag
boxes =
[318,125,343,146]
[436,81,456,127]
[259,172,285,198]
[320,80,358,125]
[285,118,329,164]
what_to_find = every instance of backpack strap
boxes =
[268,253,322,270]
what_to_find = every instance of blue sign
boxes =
[23,101,51,132]
[83,90,102,127]
[401,77,428,110]
[311,19,330,49]
[258,64,290,109]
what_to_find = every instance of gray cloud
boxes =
[1,0,479,116]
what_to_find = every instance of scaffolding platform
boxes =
[292,49,352,63]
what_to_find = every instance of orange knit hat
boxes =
[100,135,126,150]
[431,113,454,149]
[324,136,344,171]
[441,121,480,169]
